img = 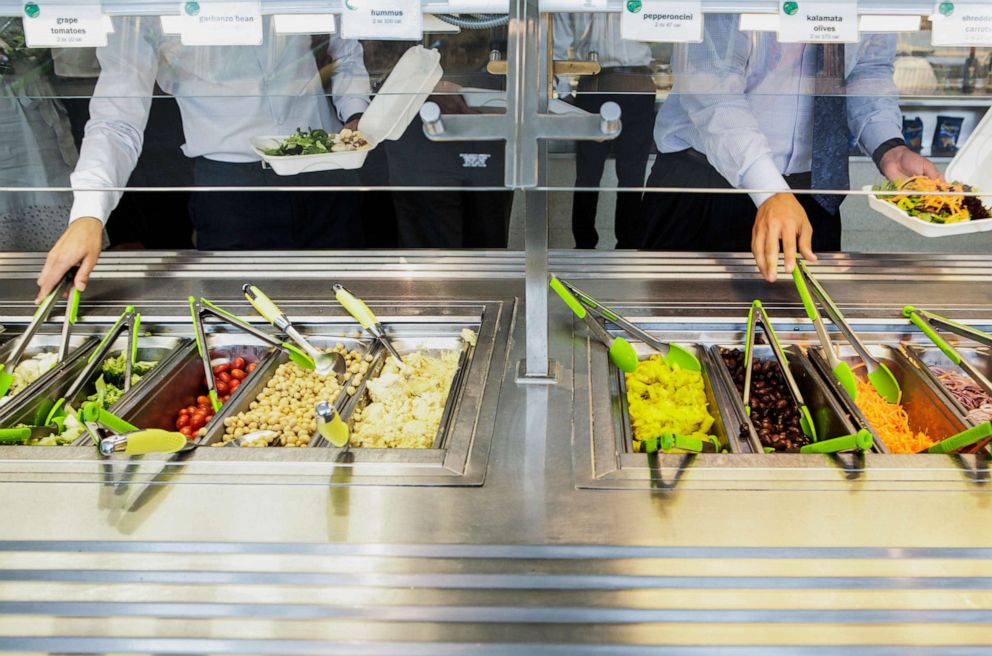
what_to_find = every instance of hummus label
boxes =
[342,0,423,41]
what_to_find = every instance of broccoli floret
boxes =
[100,353,157,387]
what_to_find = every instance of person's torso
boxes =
[154,21,335,162]
[657,32,864,175]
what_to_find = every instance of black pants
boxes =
[633,150,842,252]
[189,158,362,250]
[572,89,656,249]
[385,117,511,249]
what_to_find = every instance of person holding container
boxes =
[632,15,941,282]
[36,17,371,302]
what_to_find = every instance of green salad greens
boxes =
[261,127,370,156]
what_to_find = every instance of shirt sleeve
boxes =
[845,35,904,160]
[69,16,159,224]
[552,14,574,100]
[327,27,372,123]
[670,14,789,208]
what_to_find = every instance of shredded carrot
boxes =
[854,379,935,454]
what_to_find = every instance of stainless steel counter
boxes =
[2,251,992,653]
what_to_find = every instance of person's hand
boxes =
[36,218,103,303]
[344,118,360,131]
[752,193,818,283]
[879,145,943,182]
[428,80,478,116]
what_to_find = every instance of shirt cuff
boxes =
[556,76,574,100]
[855,118,904,159]
[739,156,791,208]
[69,191,112,225]
[336,97,370,125]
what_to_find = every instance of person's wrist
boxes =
[873,138,908,172]
[344,112,363,126]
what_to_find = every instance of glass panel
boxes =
[545,10,992,264]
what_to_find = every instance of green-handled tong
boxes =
[242,285,345,377]
[189,296,321,411]
[0,270,81,398]
[638,432,722,454]
[904,305,992,403]
[332,284,404,366]
[925,422,992,455]
[549,276,638,373]
[555,277,701,372]
[45,306,141,434]
[793,260,901,404]
[743,300,817,441]
[78,401,189,456]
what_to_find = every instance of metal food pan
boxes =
[340,335,474,451]
[708,345,863,454]
[903,345,992,427]
[808,344,970,454]
[0,334,96,414]
[0,336,192,439]
[110,334,280,440]
[614,341,743,454]
[201,336,371,447]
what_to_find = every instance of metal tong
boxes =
[333,284,404,366]
[549,275,638,373]
[793,260,901,404]
[86,401,276,455]
[904,305,992,402]
[189,296,328,411]
[0,270,82,398]
[242,285,346,377]
[45,306,141,437]
[743,300,817,441]
[554,277,701,372]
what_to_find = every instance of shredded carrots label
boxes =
[854,379,935,454]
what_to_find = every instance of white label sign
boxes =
[341,0,423,40]
[932,2,992,46]
[777,0,859,43]
[539,0,608,10]
[22,2,109,48]
[620,0,703,43]
[179,1,262,46]
[273,14,336,35]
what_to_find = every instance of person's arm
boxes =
[327,28,371,128]
[846,35,941,181]
[552,14,575,100]
[672,14,814,281]
[37,16,158,301]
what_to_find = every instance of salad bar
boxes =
[3,251,992,652]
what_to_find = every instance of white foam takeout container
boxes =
[865,108,992,237]
[251,45,443,176]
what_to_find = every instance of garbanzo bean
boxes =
[218,346,364,447]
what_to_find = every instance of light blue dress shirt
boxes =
[655,14,904,207]
[70,16,371,223]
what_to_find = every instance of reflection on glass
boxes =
[635,14,941,282]
[553,12,656,249]
[0,20,77,250]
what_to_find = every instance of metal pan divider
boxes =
[902,344,992,428]
[705,346,763,454]
[309,341,384,448]
[432,342,476,450]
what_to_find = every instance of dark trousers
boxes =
[572,87,656,249]
[189,158,362,250]
[633,150,842,252]
[386,117,511,249]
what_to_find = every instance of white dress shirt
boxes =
[70,16,371,224]
[552,13,653,99]
[656,14,904,207]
